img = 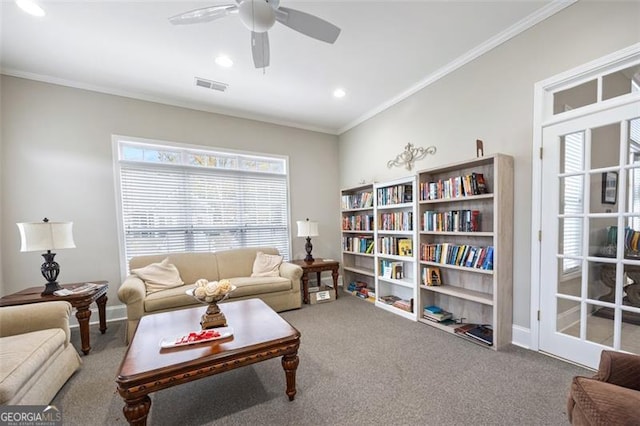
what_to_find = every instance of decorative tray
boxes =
[160,327,233,348]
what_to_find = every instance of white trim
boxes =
[511,325,532,349]
[338,0,576,134]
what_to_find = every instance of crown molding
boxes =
[337,0,577,135]
[0,68,339,136]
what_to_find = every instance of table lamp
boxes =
[297,218,319,262]
[17,218,76,295]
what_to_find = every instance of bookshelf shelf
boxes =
[419,231,494,237]
[419,284,493,305]
[342,230,375,234]
[343,265,375,277]
[378,276,414,289]
[419,260,494,275]
[418,193,494,205]
[416,154,513,350]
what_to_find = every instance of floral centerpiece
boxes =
[187,279,236,329]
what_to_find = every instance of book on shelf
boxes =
[424,267,441,286]
[347,281,368,292]
[463,325,493,346]
[397,239,413,256]
[379,295,401,305]
[423,308,452,322]
[423,305,444,315]
[391,261,404,279]
[392,298,412,312]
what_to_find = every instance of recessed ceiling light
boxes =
[215,55,233,68]
[16,0,45,17]
[333,88,346,98]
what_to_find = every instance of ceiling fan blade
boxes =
[168,4,238,25]
[251,31,270,68]
[275,6,340,44]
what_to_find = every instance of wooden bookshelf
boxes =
[416,154,513,350]
[374,176,418,319]
[340,183,376,299]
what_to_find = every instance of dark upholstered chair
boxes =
[567,350,640,425]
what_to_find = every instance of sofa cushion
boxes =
[144,284,200,313]
[0,329,66,405]
[228,276,292,297]
[571,376,640,424]
[130,253,220,286]
[131,258,184,294]
[251,251,283,277]
[216,247,279,279]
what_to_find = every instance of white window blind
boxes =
[562,132,584,274]
[115,139,290,266]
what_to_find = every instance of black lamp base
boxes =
[304,236,314,263]
[41,250,62,295]
[42,281,62,296]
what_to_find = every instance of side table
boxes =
[291,259,339,304]
[0,281,108,355]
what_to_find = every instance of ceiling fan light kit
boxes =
[169,0,341,69]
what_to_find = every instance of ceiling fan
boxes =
[169,0,341,69]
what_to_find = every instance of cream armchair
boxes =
[0,301,82,405]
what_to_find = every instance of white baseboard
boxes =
[511,324,532,349]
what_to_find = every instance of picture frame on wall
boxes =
[601,171,618,205]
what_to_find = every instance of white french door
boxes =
[540,101,640,368]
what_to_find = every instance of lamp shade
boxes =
[297,219,319,238]
[17,221,76,252]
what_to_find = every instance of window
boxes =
[114,137,290,269]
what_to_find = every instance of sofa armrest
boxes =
[595,350,640,391]
[117,275,147,322]
[279,262,303,287]
[0,301,73,344]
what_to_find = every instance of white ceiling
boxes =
[0,1,566,134]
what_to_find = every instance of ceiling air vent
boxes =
[194,77,228,92]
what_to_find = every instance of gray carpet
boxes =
[53,295,590,425]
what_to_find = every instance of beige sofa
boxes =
[118,247,303,343]
[0,301,82,405]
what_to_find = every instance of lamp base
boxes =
[42,281,62,296]
[304,236,314,263]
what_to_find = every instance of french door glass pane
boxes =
[621,319,640,353]
[556,297,580,336]
[553,80,598,115]
[591,123,621,170]
[589,217,617,257]
[586,302,614,346]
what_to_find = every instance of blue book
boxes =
[423,305,442,314]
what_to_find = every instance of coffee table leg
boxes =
[75,306,92,355]
[281,353,299,401]
[97,294,108,334]
[123,395,151,426]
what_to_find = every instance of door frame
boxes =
[531,42,640,352]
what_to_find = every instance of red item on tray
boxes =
[175,330,220,345]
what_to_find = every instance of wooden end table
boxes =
[116,299,300,426]
[291,258,340,304]
[0,281,108,355]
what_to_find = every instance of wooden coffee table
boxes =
[116,298,301,426]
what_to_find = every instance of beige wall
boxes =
[0,76,340,306]
[338,1,640,329]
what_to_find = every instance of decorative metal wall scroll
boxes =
[387,143,436,171]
